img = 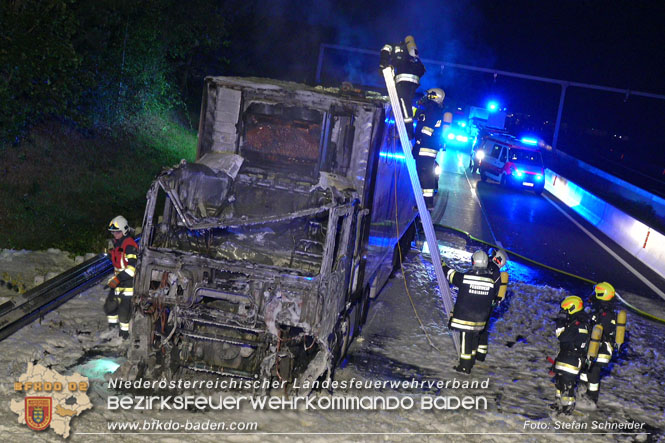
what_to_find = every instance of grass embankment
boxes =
[0,113,197,253]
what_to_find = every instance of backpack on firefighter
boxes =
[579,282,627,405]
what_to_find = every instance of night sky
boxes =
[222,0,664,183]
[238,0,663,90]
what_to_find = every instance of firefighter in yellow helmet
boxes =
[101,216,138,342]
[551,295,590,414]
[579,282,626,405]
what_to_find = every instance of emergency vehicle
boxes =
[478,133,545,194]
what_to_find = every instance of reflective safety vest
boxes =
[111,237,137,270]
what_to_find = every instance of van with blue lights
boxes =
[479,134,545,194]
[123,77,419,387]
[468,127,510,174]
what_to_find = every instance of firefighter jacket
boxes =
[589,301,617,343]
[443,264,499,331]
[414,101,443,153]
[110,235,138,287]
[380,43,426,85]
[554,311,590,374]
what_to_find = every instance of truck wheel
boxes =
[334,315,352,365]
[480,170,487,182]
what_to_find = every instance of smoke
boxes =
[252,0,498,91]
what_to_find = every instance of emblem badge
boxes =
[25,397,52,431]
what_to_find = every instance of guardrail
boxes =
[544,169,665,283]
[0,253,113,341]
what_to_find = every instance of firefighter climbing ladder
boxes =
[382,67,460,354]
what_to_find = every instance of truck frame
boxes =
[123,77,418,387]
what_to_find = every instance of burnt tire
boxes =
[333,315,352,366]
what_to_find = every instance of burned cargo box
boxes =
[125,77,419,385]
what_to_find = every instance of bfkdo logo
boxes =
[11,363,92,438]
[25,397,52,431]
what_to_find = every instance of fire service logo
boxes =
[10,363,92,438]
[25,397,52,431]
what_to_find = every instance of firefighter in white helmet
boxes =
[414,88,445,208]
[442,250,499,374]
[380,35,426,139]
[101,215,138,342]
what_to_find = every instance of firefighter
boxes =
[414,88,445,208]
[442,250,499,374]
[552,295,590,414]
[101,215,138,341]
[380,35,426,139]
[580,282,625,405]
[476,248,509,362]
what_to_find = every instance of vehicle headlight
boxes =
[447,133,455,140]
[515,170,524,177]
[475,150,485,160]
[434,165,442,176]
[536,174,543,180]
[456,135,468,142]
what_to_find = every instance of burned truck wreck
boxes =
[125,77,420,386]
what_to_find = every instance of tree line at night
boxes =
[0,0,240,144]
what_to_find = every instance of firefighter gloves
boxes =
[107,276,120,289]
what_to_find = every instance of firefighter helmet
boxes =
[108,215,130,236]
[489,248,508,268]
[426,88,445,105]
[471,250,489,269]
[561,296,584,315]
[594,282,615,301]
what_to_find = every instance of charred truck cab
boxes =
[124,77,418,386]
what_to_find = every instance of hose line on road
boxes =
[433,223,665,325]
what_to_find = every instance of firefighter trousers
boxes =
[414,147,437,208]
[580,341,612,403]
[103,288,132,333]
[458,330,480,372]
[554,353,582,409]
[477,326,489,361]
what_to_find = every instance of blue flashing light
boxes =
[487,101,499,112]
[536,174,543,181]
[379,152,405,160]
[521,137,538,146]
[515,170,524,178]
[384,117,396,125]
[458,121,467,128]
[455,135,469,142]
[447,133,455,140]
